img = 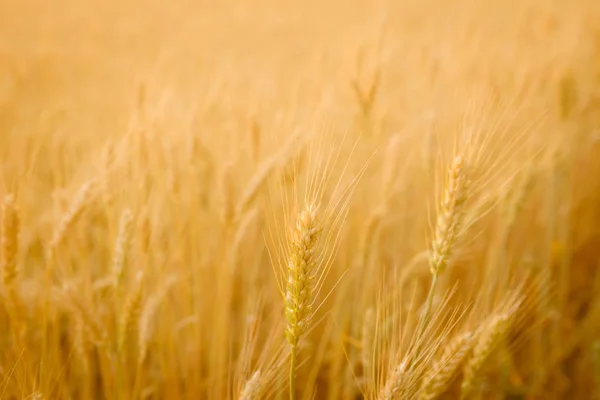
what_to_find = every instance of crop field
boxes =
[1,0,600,399]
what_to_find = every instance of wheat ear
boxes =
[112,209,134,290]
[361,307,376,384]
[138,276,176,365]
[378,360,408,400]
[430,155,470,276]
[460,314,512,399]
[419,332,474,400]
[119,272,144,353]
[285,203,321,400]
[413,156,469,365]
[48,179,95,262]
[1,195,19,289]
[239,370,262,400]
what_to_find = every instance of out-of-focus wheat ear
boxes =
[460,314,512,399]
[112,209,134,290]
[119,272,144,354]
[239,370,262,400]
[429,155,470,277]
[284,203,321,400]
[592,341,600,394]
[1,194,19,289]
[236,131,302,220]
[378,360,408,400]
[74,318,91,373]
[138,276,176,365]
[62,284,105,345]
[47,179,96,265]
[419,331,475,400]
[361,307,375,386]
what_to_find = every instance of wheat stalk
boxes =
[284,203,321,400]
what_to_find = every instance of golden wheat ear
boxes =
[284,203,322,399]
[118,272,145,354]
[112,209,134,290]
[239,370,262,400]
[2,194,19,290]
[418,331,475,400]
[460,309,518,399]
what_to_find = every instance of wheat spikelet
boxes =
[419,332,474,400]
[430,155,469,276]
[112,209,134,289]
[119,272,144,353]
[1,195,19,289]
[460,314,512,399]
[378,360,408,400]
[239,370,262,400]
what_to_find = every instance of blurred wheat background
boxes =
[1,0,600,399]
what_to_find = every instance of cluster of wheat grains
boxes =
[1,0,600,398]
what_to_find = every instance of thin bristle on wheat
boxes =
[112,209,134,289]
[430,156,469,276]
[460,314,512,399]
[378,360,408,400]
[284,203,320,348]
[239,370,262,400]
[419,331,474,400]
[1,195,19,288]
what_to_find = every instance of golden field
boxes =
[1,0,600,398]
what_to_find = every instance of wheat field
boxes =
[1,0,600,399]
